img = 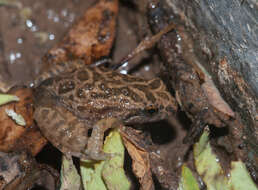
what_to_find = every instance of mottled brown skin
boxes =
[34,60,177,160]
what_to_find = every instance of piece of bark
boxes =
[147,0,257,181]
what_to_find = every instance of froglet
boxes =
[34,60,177,160]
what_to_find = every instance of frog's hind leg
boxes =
[34,106,89,158]
[91,58,113,68]
[85,118,122,161]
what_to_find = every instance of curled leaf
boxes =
[0,94,19,106]
[5,108,26,126]
[201,78,235,117]
[122,133,154,190]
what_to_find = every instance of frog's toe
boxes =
[84,149,112,161]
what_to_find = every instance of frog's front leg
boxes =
[85,118,122,161]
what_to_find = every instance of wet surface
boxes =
[0,0,96,84]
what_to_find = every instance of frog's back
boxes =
[35,64,177,125]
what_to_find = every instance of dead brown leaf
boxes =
[0,87,47,156]
[121,131,154,190]
[201,76,235,118]
[44,0,119,65]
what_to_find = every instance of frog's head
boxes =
[121,77,178,125]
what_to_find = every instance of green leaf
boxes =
[178,164,200,190]
[194,128,258,190]
[80,159,107,190]
[194,128,230,190]
[0,94,19,106]
[229,161,258,190]
[102,130,130,190]
[60,156,82,190]
[80,130,130,190]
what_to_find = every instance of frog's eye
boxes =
[145,106,158,115]
[147,108,158,114]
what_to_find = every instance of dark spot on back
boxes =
[77,106,87,112]
[122,75,145,83]
[97,66,109,73]
[91,92,98,99]
[106,72,120,79]
[57,62,66,68]
[67,123,76,133]
[77,70,89,81]
[93,71,104,82]
[83,83,94,91]
[159,105,164,110]
[40,78,54,86]
[121,87,130,96]
[58,81,75,94]
[104,88,112,95]
[77,88,85,98]
[130,90,143,102]
[145,91,156,103]
[110,80,122,85]
[111,88,121,96]
[157,92,169,101]
[132,84,147,91]
[98,83,107,91]
[149,79,161,89]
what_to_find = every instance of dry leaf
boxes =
[0,87,47,156]
[121,132,154,190]
[44,0,119,65]
[201,77,235,118]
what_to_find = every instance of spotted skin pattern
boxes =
[34,60,177,160]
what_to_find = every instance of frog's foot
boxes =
[84,149,114,161]
[183,118,206,144]
[183,109,209,144]
[85,118,122,161]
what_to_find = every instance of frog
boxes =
[33,59,178,160]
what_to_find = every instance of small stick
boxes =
[112,23,176,70]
